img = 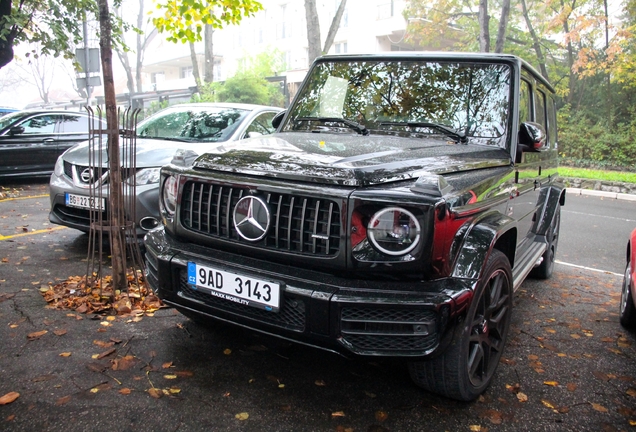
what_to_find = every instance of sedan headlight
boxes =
[162,175,178,215]
[367,207,421,256]
[129,168,161,185]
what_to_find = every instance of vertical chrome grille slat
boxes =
[181,181,340,257]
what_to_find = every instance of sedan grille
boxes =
[180,181,341,256]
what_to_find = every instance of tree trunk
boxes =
[494,0,510,53]
[204,24,214,83]
[135,0,145,93]
[305,0,322,64]
[520,0,549,79]
[478,0,490,52]
[188,39,202,89]
[322,0,347,54]
[98,0,126,292]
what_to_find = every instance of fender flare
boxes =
[450,211,517,281]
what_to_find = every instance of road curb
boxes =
[566,187,636,202]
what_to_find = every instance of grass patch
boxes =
[559,167,636,183]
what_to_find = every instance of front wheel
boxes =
[619,260,636,328]
[408,249,513,401]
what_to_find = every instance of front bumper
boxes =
[144,227,476,359]
[49,172,161,236]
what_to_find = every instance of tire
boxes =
[619,260,636,328]
[408,249,513,401]
[531,205,561,279]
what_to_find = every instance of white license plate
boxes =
[65,193,105,210]
[187,262,280,312]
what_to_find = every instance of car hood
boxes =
[193,133,512,186]
[61,137,216,168]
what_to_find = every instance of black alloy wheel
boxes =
[409,249,513,401]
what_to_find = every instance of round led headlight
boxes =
[367,207,421,256]
[162,175,178,215]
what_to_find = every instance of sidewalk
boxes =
[566,187,636,201]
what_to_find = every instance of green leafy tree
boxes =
[0,0,99,69]
[196,49,285,107]
[152,0,262,44]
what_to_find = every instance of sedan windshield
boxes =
[137,106,250,142]
[283,60,511,145]
[0,111,26,130]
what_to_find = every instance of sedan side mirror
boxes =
[271,110,286,130]
[9,126,24,136]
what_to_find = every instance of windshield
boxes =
[137,106,250,142]
[283,60,511,145]
[0,111,26,130]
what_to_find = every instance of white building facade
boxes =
[140,0,411,99]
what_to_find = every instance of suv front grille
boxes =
[181,181,341,256]
[340,307,438,353]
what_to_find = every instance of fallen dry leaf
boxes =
[164,375,178,380]
[59,352,72,357]
[93,340,114,348]
[147,388,162,399]
[96,348,116,359]
[517,392,528,402]
[542,400,556,409]
[56,396,71,406]
[162,362,173,369]
[235,412,249,421]
[331,411,345,417]
[314,380,326,387]
[27,330,48,340]
[223,348,232,355]
[53,329,67,336]
[543,381,559,387]
[0,392,19,405]
[112,355,137,371]
[119,388,131,395]
[375,411,389,422]
[591,403,608,413]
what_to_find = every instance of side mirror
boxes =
[246,131,263,138]
[271,110,286,130]
[9,126,24,136]
[518,122,547,150]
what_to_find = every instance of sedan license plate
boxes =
[65,193,105,210]
[187,262,280,312]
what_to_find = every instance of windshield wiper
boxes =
[295,116,369,136]
[379,121,467,143]
[138,136,191,142]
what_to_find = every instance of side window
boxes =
[547,95,557,149]
[244,112,278,137]
[59,115,89,133]
[19,115,57,134]
[519,80,531,125]
[534,89,548,147]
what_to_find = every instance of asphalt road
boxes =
[0,180,635,431]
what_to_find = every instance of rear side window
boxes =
[59,115,90,133]
[519,80,531,124]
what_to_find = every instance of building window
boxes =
[335,42,348,54]
[180,66,193,79]
[277,4,290,39]
[151,72,165,84]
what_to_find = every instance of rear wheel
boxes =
[531,206,561,279]
[619,260,636,328]
[408,249,513,401]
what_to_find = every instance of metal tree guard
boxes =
[84,106,145,299]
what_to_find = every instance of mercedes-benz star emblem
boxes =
[233,196,270,241]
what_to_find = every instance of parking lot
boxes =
[0,180,635,431]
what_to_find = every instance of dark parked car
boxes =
[620,228,636,328]
[0,110,104,179]
[144,53,564,401]
[49,103,282,236]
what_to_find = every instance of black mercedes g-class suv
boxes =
[144,52,564,401]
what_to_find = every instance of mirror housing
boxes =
[9,126,24,136]
[518,121,547,151]
[271,110,286,130]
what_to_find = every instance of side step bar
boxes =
[512,241,547,291]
